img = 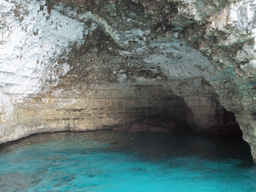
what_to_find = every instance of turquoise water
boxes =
[0,131,255,192]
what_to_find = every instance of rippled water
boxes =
[0,131,255,192]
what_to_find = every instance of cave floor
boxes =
[0,130,255,192]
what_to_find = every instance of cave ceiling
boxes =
[0,0,256,161]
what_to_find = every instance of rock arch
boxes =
[0,0,255,162]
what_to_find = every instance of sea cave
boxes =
[0,0,256,191]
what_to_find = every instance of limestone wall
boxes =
[0,77,224,143]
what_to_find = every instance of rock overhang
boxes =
[0,0,256,162]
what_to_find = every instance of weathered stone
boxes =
[0,0,256,161]
[128,124,148,132]
[148,126,171,133]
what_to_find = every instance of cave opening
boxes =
[115,93,244,142]
[1,0,256,190]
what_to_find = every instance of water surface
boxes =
[0,131,255,192]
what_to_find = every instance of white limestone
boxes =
[0,1,85,91]
[0,0,86,135]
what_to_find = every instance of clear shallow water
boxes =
[0,131,255,192]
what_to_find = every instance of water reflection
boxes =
[0,130,255,192]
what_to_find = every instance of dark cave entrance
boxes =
[115,94,244,142]
[214,108,243,140]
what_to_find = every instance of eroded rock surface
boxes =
[0,0,256,161]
